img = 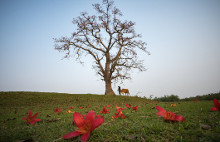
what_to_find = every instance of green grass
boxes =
[0,92,219,142]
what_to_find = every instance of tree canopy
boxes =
[54,0,149,95]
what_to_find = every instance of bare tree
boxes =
[54,0,149,95]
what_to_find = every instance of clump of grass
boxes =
[0,92,219,142]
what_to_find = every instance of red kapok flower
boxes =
[126,104,132,109]
[99,106,109,114]
[63,110,104,142]
[22,110,42,124]
[112,108,126,119]
[54,108,62,113]
[211,99,220,111]
[156,106,185,122]
[131,106,138,111]
[69,106,74,109]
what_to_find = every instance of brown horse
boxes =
[121,89,129,96]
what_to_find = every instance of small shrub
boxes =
[153,94,180,102]
[182,92,220,101]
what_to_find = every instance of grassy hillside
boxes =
[0,92,219,142]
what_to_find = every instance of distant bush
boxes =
[153,94,180,102]
[182,92,220,101]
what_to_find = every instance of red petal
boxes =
[35,119,42,122]
[63,131,81,139]
[156,106,166,118]
[96,115,102,118]
[175,115,186,122]
[81,132,90,142]
[211,107,218,111]
[120,114,126,119]
[29,121,35,125]
[28,110,33,117]
[213,99,220,108]
[155,106,166,113]
[157,111,165,117]
[91,116,104,130]
[85,110,96,121]
[73,112,85,127]
[32,113,38,119]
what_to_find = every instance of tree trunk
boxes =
[105,80,115,95]
[104,52,115,95]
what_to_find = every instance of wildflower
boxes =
[63,110,104,142]
[99,106,109,114]
[131,106,138,111]
[210,99,220,111]
[126,104,132,109]
[170,104,176,107]
[155,106,185,122]
[112,108,125,119]
[22,110,42,124]
[54,108,62,113]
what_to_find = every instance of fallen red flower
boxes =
[22,110,42,124]
[112,108,126,119]
[54,108,62,113]
[69,106,74,109]
[99,106,109,114]
[156,106,185,122]
[63,110,104,142]
[210,99,220,111]
[79,106,84,109]
[131,106,138,111]
[126,104,132,109]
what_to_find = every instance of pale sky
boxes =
[0,0,220,98]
